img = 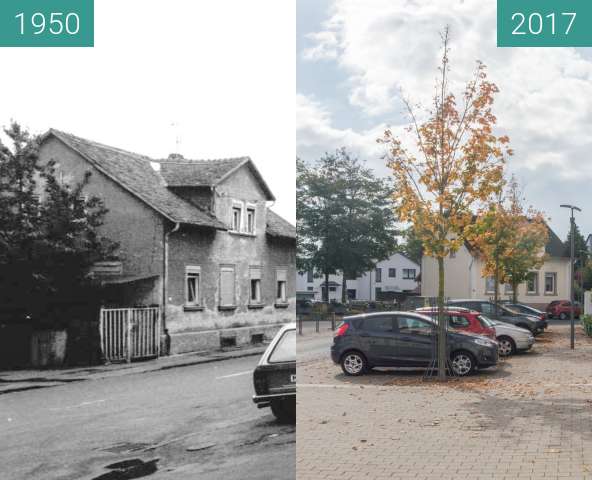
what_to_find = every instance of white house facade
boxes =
[421,227,570,309]
[297,253,420,302]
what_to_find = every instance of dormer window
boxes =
[232,206,242,231]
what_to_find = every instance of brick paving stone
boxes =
[297,324,592,479]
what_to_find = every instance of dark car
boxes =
[504,303,548,328]
[546,300,581,320]
[447,299,544,334]
[330,312,498,377]
[253,324,296,422]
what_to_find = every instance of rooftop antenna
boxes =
[170,121,181,154]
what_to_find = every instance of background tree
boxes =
[0,122,117,325]
[297,149,398,302]
[400,226,423,265]
[381,29,510,379]
[467,178,548,305]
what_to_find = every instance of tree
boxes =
[380,29,510,379]
[0,122,117,324]
[297,149,398,302]
[400,226,423,265]
[467,178,548,305]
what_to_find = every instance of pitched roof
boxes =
[44,130,226,229]
[266,209,296,240]
[545,225,569,258]
[158,155,275,200]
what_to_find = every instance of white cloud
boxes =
[300,0,592,188]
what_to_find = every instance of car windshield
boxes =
[268,329,296,363]
[500,305,520,315]
[477,315,495,328]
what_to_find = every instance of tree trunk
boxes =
[341,271,347,304]
[323,271,329,302]
[512,282,518,303]
[494,255,499,316]
[437,256,447,380]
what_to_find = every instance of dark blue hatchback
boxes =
[331,311,498,377]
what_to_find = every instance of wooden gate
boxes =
[99,307,161,363]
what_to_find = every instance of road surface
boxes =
[0,355,294,480]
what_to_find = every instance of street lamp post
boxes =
[560,204,582,350]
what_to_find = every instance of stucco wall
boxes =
[39,137,164,306]
[421,244,473,299]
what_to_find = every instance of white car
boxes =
[482,316,535,356]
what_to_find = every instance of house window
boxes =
[504,283,513,294]
[307,270,313,283]
[276,268,287,303]
[485,276,495,294]
[527,272,538,295]
[219,265,236,307]
[231,206,242,231]
[307,286,314,291]
[375,287,382,299]
[403,269,416,280]
[249,266,262,304]
[347,289,356,299]
[185,266,201,306]
[246,207,256,234]
[329,286,337,292]
[388,268,396,278]
[544,272,557,295]
[375,268,382,283]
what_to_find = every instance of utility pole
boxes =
[560,204,582,350]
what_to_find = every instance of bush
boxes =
[581,315,592,337]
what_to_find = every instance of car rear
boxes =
[330,316,359,364]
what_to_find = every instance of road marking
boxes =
[49,399,106,411]
[216,370,252,380]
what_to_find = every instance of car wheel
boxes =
[559,312,567,320]
[497,336,516,357]
[271,398,295,423]
[341,351,367,376]
[450,351,475,377]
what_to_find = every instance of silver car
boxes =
[481,315,534,356]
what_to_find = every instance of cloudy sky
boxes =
[0,0,295,222]
[297,0,592,240]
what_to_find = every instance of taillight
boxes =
[335,323,349,337]
[540,314,545,320]
[253,370,267,395]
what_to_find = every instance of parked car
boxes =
[546,300,581,320]
[331,312,498,377]
[414,307,496,340]
[447,299,544,334]
[252,324,296,422]
[504,303,548,329]
[480,315,535,356]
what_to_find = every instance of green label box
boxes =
[498,0,592,47]
[0,0,93,47]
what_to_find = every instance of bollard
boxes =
[298,315,303,335]
[315,315,319,333]
[331,312,336,331]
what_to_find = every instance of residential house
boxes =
[38,130,296,355]
[297,253,420,302]
[421,226,569,309]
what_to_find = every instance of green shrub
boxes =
[581,315,592,337]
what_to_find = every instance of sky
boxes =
[297,0,592,240]
[0,0,295,223]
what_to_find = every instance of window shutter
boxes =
[276,269,287,282]
[220,266,235,306]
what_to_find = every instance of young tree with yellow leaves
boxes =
[380,29,511,379]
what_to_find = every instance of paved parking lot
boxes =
[296,324,592,479]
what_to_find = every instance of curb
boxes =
[0,347,265,396]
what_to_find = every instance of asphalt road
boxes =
[297,334,332,363]
[0,355,295,480]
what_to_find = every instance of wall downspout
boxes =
[163,222,181,331]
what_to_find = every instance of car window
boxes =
[397,316,434,334]
[477,315,494,328]
[268,329,296,363]
[449,315,470,328]
[479,302,496,315]
[362,316,394,333]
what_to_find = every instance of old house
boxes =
[421,226,569,309]
[38,129,296,356]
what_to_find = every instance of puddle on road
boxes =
[91,458,159,480]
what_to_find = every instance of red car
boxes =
[415,307,496,340]
[546,300,581,320]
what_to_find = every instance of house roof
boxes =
[266,209,296,240]
[44,129,227,229]
[545,225,569,258]
[158,155,275,201]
